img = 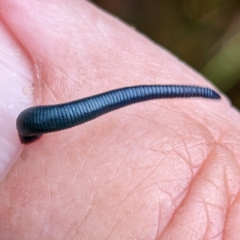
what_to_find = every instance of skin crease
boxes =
[0,0,240,239]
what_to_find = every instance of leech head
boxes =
[16,106,44,144]
[19,134,42,144]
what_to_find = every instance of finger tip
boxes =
[0,21,35,179]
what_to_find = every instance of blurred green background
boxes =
[91,0,240,109]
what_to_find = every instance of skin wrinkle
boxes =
[225,167,238,205]
[105,124,143,149]
[111,128,150,161]
[105,219,122,240]
[30,64,42,106]
[70,210,90,240]
[108,157,127,182]
[218,130,240,167]
[155,200,165,239]
[222,205,229,240]
[160,101,218,150]
[102,159,165,236]
[182,111,216,139]
[144,184,177,233]
[40,185,52,237]
[64,200,87,239]
[223,169,233,223]
[225,175,240,208]
[77,199,109,238]
[164,145,237,239]
[104,123,149,163]
[88,125,131,170]
[158,145,218,237]
[224,163,240,207]
[176,138,192,166]
[203,202,211,239]
[173,142,208,170]
[42,79,58,103]
[183,121,218,163]
[172,149,194,181]
[157,193,188,236]
[76,151,162,238]
[132,111,162,126]
[39,62,70,103]
[201,177,224,197]
[224,194,240,239]
[203,202,223,239]
[85,133,101,153]
[184,225,199,239]
[70,162,119,235]
[181,203,209,240]
[172,135,198,166]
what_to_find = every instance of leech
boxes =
[16,85,221,144]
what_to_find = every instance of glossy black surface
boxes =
[16,85,221,144]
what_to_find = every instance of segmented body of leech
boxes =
[16,85,221,144]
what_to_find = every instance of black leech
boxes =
[16,85,221,144]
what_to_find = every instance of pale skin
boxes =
[0,0,240,239]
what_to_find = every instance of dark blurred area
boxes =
[91,0,240,109]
